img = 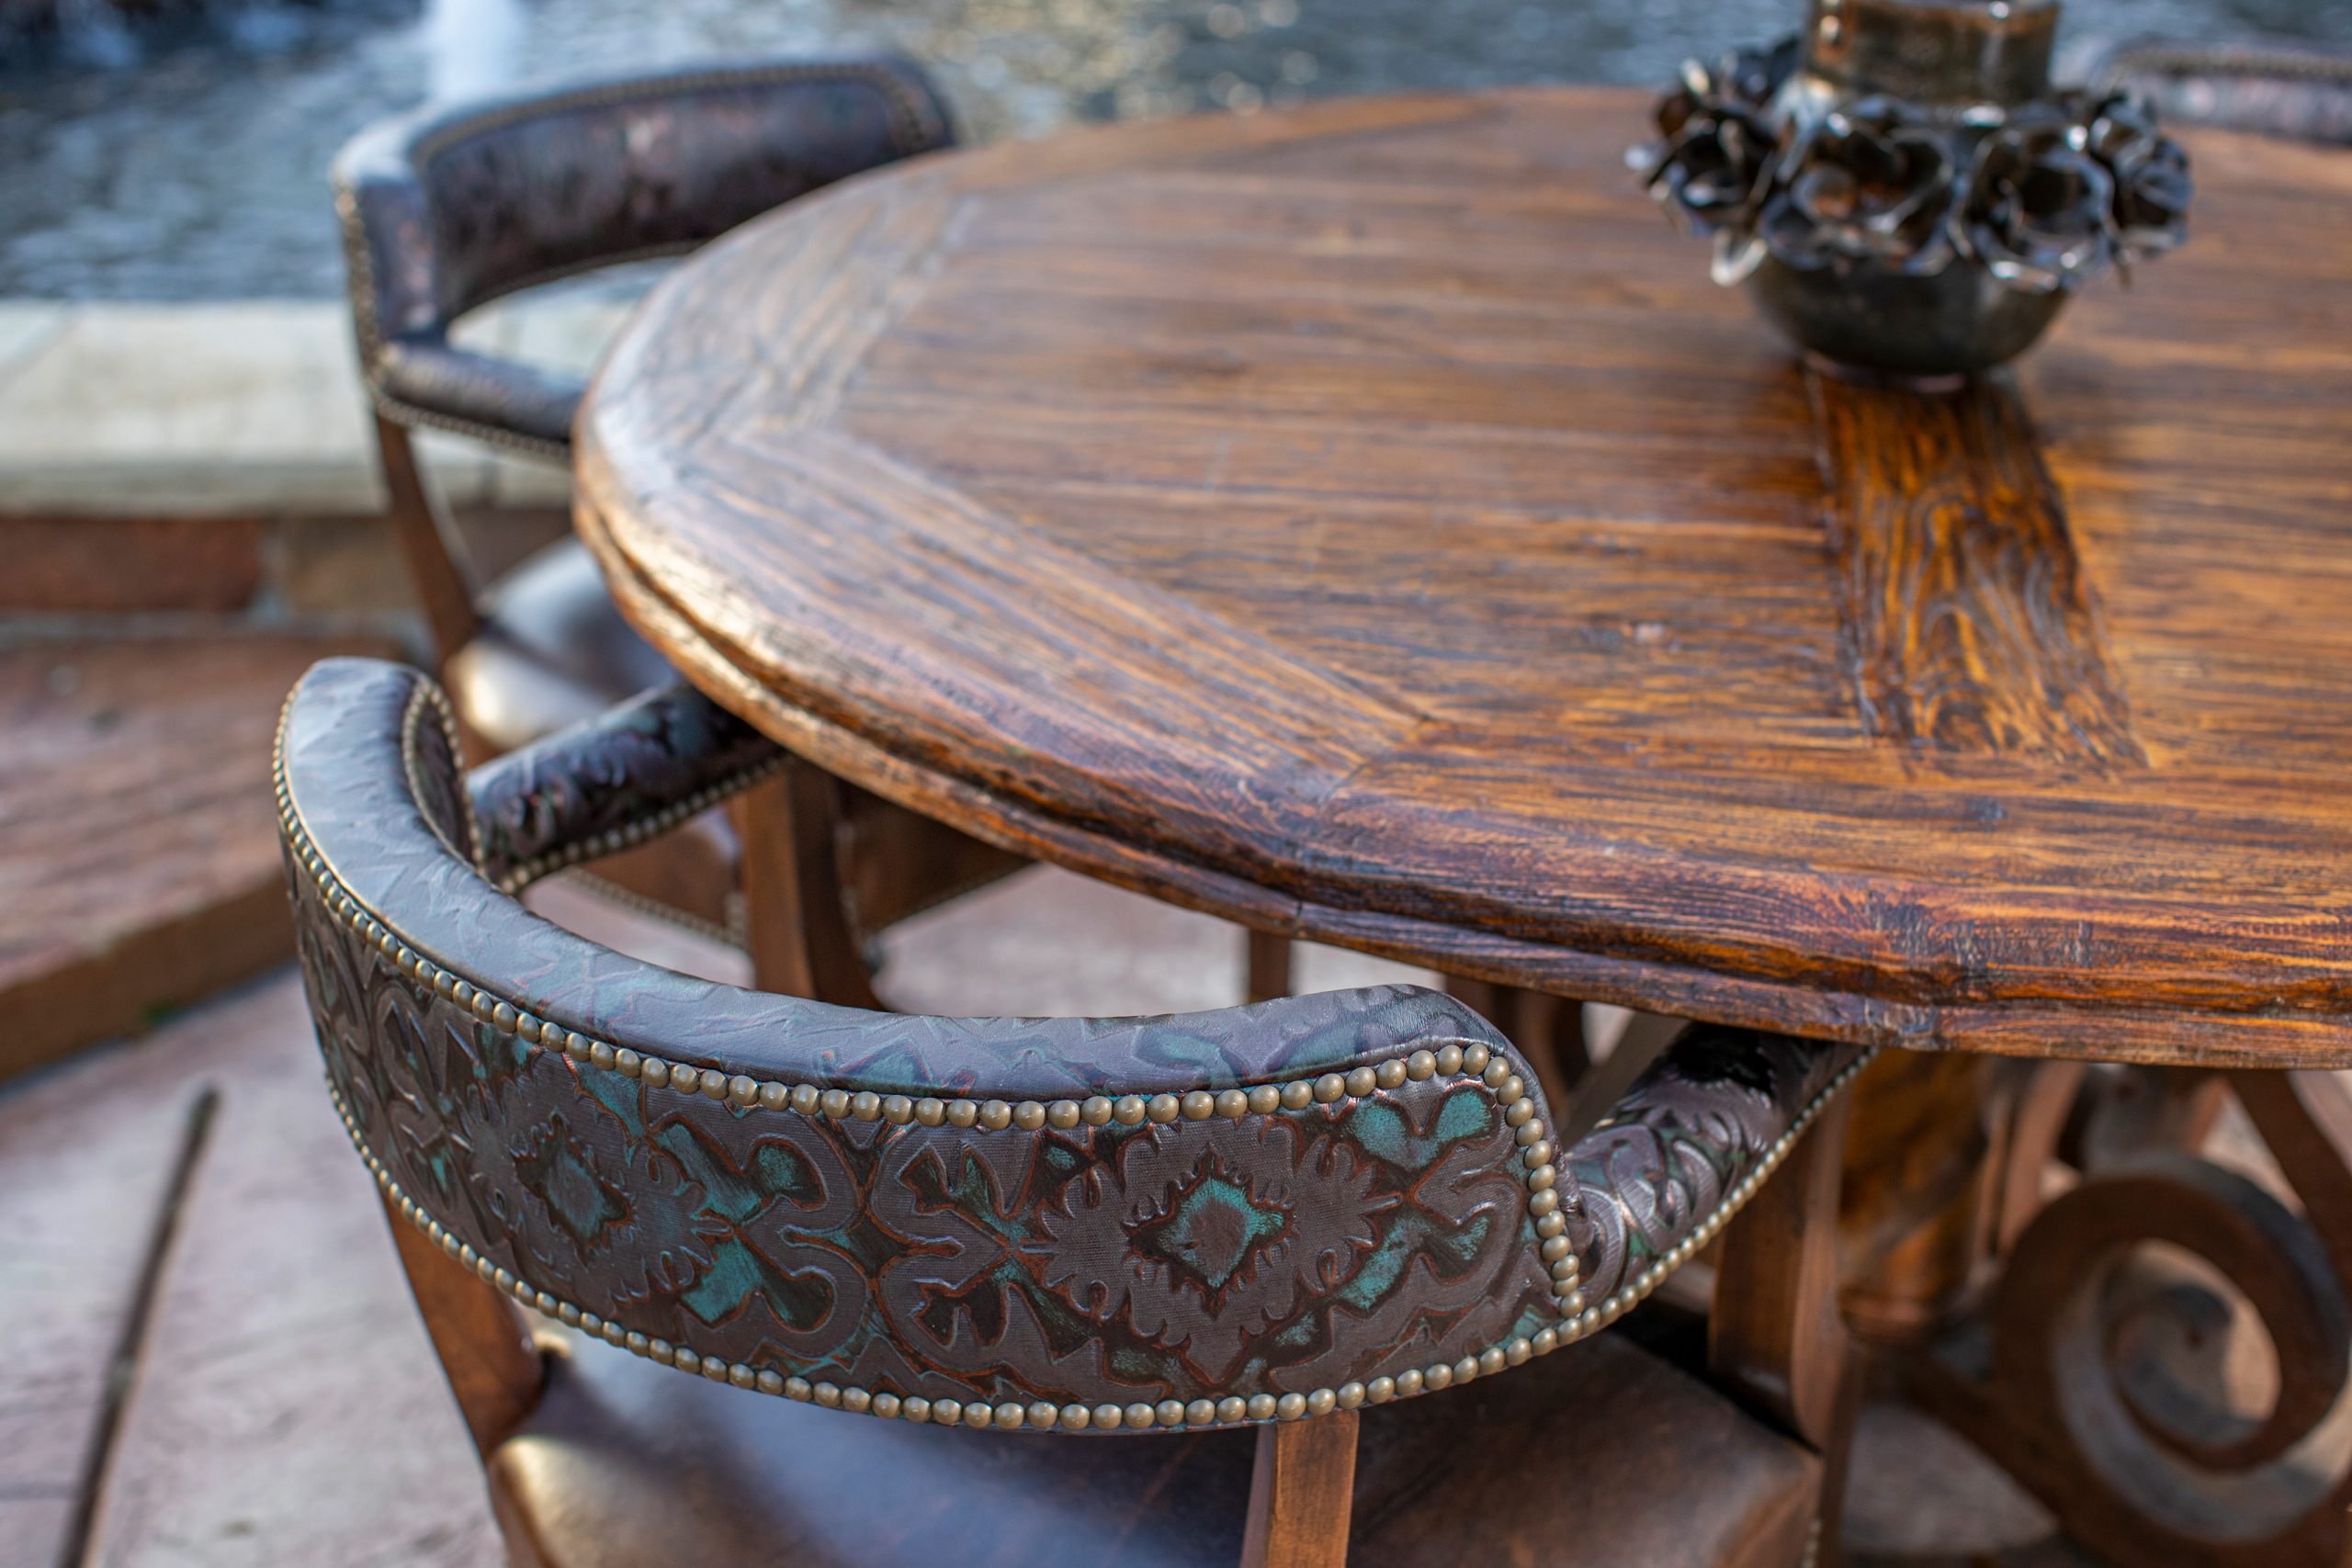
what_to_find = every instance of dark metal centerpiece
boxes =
[1633,0,2191,381]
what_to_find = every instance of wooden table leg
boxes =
[1836,1051,2085,1347]
[1899,1068,2352,1568]
[1443,976,1591,1116]
[732,761,881,1009]
[1246,929,1294,1004]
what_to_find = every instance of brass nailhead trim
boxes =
[489,749,794,896]
[281,678,1874,1431]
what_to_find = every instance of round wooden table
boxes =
[578,86,2352,1567]
[579,85,2352,1074]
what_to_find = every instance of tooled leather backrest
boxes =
[334,58,955,353]
[279,658,1860,1435]
[2090,39,2352,146]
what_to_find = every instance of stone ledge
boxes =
[0,294,631,518]
[0,294,629,619]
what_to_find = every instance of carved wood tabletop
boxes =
[577,85,2352,1070]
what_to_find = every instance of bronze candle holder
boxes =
[1632,0,2192,382]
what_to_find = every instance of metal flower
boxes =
[1632,37,1800,240]
[1758,96,1960,276]
[1958,110,2119,293]
[2082,90,2192,262]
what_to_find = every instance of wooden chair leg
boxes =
[379,1191,545,1454]
[1711,1088,1860,1565]
[1239,1411,1359,1568]
[372,415,482,664]
[1246,929,1295,1003]
[733,761,883,1009]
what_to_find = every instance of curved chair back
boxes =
[334,58,956,456]
[278,658,1862,1432]
[2089,39,2352,146]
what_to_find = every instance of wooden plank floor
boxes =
[3,865,2112,1567]
[0,634,390,1081]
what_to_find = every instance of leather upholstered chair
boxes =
[279,657,1876,1568]
[332,58,1024,969]
[2085,38,2352,145]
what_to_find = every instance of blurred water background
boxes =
[3,0,2348,299]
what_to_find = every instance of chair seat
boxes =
[445,538,677,754]
[490,1329,1820,1568]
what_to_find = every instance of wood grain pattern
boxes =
[578,88,2352,1068]
[1812,374,2141,764]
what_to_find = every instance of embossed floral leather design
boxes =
[280,658,1861,1428]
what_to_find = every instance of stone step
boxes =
[0,632,392,1080]
[0,294,631,619]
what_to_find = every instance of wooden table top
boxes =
[578,86,2352,1069]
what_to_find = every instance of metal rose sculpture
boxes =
[1632,0,2191,380]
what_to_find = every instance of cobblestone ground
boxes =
[4,0,2348,299]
